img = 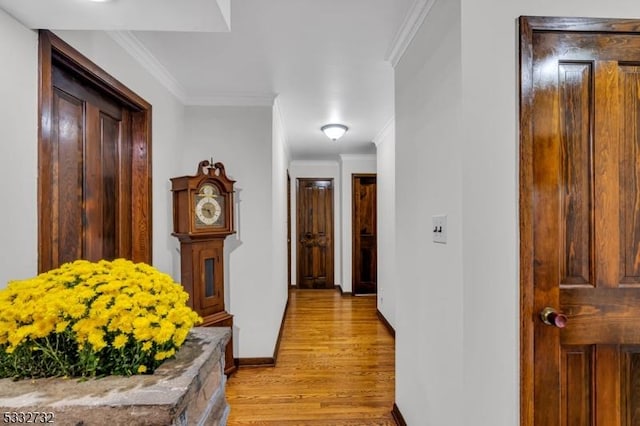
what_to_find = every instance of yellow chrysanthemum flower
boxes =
[55,321,70,333]
[153,320,176,345]
[1,258,200,378]
[154,348,176,361]
[113,334,128,350]
[87,331,107,351]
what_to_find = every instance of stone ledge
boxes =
[0,327,231,426]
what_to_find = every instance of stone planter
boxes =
[0,327,231,426]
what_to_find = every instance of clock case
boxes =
[171,160,235,237]
[170,160,236,375]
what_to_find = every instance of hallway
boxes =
[225,290,395,425]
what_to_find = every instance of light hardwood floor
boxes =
[225,289,396,425]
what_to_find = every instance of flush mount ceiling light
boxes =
[87,0,113,2]
[321,124,348,141]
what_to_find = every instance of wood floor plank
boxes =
[225,289,395,425]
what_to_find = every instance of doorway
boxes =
[38,31,152,271]
[352,174,377,295]
[296,178,334,289]
[520,16,640,425]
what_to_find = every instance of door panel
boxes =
[297,178,334,289]
[622,348,640,426]
[53,89,84,264]
[620,66,640,285]
[561,346,592,426]
[101,112,120,260]
[353,174,377,295]
[521,17,640,426]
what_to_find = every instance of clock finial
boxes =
[197,158,214,175]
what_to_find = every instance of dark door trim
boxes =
[519,17,536,426]
[38,30,152,271]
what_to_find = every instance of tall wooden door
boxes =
[520,17,640,425]
[296,178,334,289]
[39,31,151,271]
[352,174,377,295]
[50,62,127,265]
[288,171,292,287]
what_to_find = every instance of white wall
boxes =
[183,105,285,358]
[288,160,341,287]
[271,99,290,342]
[0,11,38,288]
[339,154,376,293]
[52,30,185,278]
[373,120,395,327]
[394,0,463,424]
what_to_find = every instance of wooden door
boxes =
[520,17,640,425]
[38,31,151,271]
[352,174,377,295]
[50,62,127,264]
[296,178,334,289]
[288,171,292,287]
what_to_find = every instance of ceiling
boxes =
[0,0,414,159]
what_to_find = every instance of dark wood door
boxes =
[50,63,127,264]
[288,171,292,287]
[296,178,334,289]
[39,31,151,271]
[520,17,640,425]
[352,174,377,295]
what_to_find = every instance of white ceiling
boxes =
[0,0,231,31]
[0,0,414,159]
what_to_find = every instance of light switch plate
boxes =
[432,215,447,244]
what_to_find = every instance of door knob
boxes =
[540,307,568,328]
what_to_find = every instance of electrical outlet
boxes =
[432,215,447,244]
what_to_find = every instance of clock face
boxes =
[194,183,225,229]
[195,197,221,225]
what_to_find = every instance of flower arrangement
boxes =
[0,259,201,379]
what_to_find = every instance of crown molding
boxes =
[290,159,340,167]
[107,31,274,107]
[106,31,187,103]
[385,0,437,68]
[185,92,277,106]
[372,116,395,146]
[107,32,278,107]
[339,153,376,162]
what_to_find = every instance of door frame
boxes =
[518,16,640,425]
[38,30,152,271]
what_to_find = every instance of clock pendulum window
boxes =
[170,159,236,375]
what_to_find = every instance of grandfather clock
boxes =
[171,159,236,375]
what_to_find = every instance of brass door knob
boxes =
[540,307,568,328]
